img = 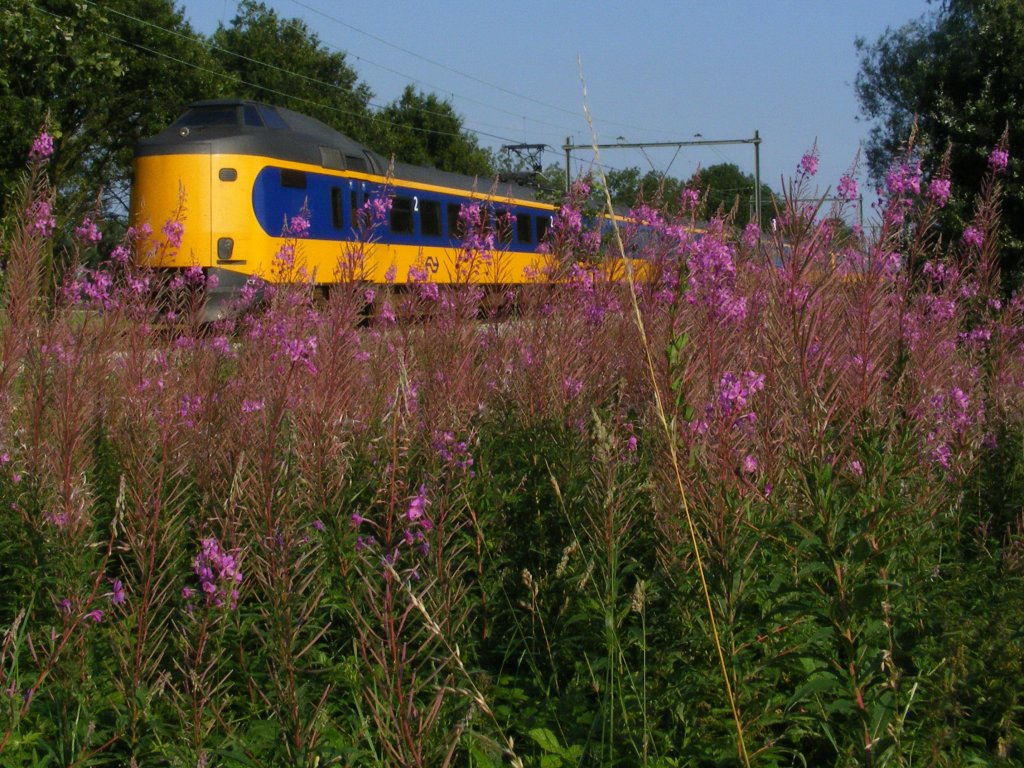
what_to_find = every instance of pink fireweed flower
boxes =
[241,398,264,414]
[741,454,758,475]
[26,199,56,237]
[86,610,104,623]
[988,147,1009,173]
[885,160,922,197]
[741,221,761,249]
[110,245,131,264]
[928,177,951,208]
[798,146,819,178]
[407,485,428,522]
[962,226,984,249]
[680,186,701,211]
[685,233,747,323]
[74,217,102,245]
[161,219,184,250]
[192,537,243,609]
[289,214,310,237]
[110,579,126,606]
[716,370,766,421]
[836,174,859,201]
[29,130,54,162]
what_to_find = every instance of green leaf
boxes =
[528,727,563,754]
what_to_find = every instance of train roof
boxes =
[136,99,540,202]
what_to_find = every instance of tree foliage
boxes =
[0,0,501,228]
[599,163,774,227]
[688,162,776,228]
[209,0,374,144]
[0,0,219,219]
[856,0,1024,284]
[370,86,494,177]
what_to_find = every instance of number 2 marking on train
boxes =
[413,196,419,212]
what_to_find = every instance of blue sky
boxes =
[178,0,935,210]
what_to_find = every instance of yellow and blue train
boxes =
[129,99,565,317]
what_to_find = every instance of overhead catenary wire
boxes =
[79,0,536,143]
[35,0,706,185]
[284,0,683,140]
[30,0,524,147]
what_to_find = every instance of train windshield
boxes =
[171,106,243,130]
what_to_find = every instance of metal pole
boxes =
[561,133,763,214]
[564,136,571,194]
[753,130,762,226]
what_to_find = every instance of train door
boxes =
[210,155,247,268]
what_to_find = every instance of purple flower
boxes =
[928,178,951,208]
[161,219,184,250]
[741,454,758,474]
[289,214,311,237]
[837,174,858,201]
[962,226,984,249]
[29,131,54,162]
[988,147,1009,173]
[110,579,126,606]
[74,217,102,245]
[885,161,922,197]
[407,486,428,522]
[311,519,325,531]
[798,147,819,178]
[26,199,56,237]
[741,222,761,248]
[241,398,265,414]
[192,537,243,609]
[680,187,700,211]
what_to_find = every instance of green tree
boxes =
[210,0,374,143]
[0,0,220,219]
[371,86,495,177]
[688,162,776,228]
[602,166,686,214]
[856,0,1024,284]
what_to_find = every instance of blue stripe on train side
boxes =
[251,165,548,252]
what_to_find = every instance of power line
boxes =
[82,0,530,142]
[49,0,524,146]
[29,0,524,145]
[282,0,683,139]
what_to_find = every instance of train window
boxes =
[495,210,514,243]
[390,196,414,234]
[320,146,344,170]
[331,188,344,229]
[171,106,238,130]
[420,199,442,237]
[258,105,289,130]
[218,168,238,182]
[281,169,307,189]
[447,204,463,239]
[243,105,264,127]
[346,155,368,173]
[536,215,551,243]
[516,214,533,244]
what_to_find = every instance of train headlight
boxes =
[217,237,234,261]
